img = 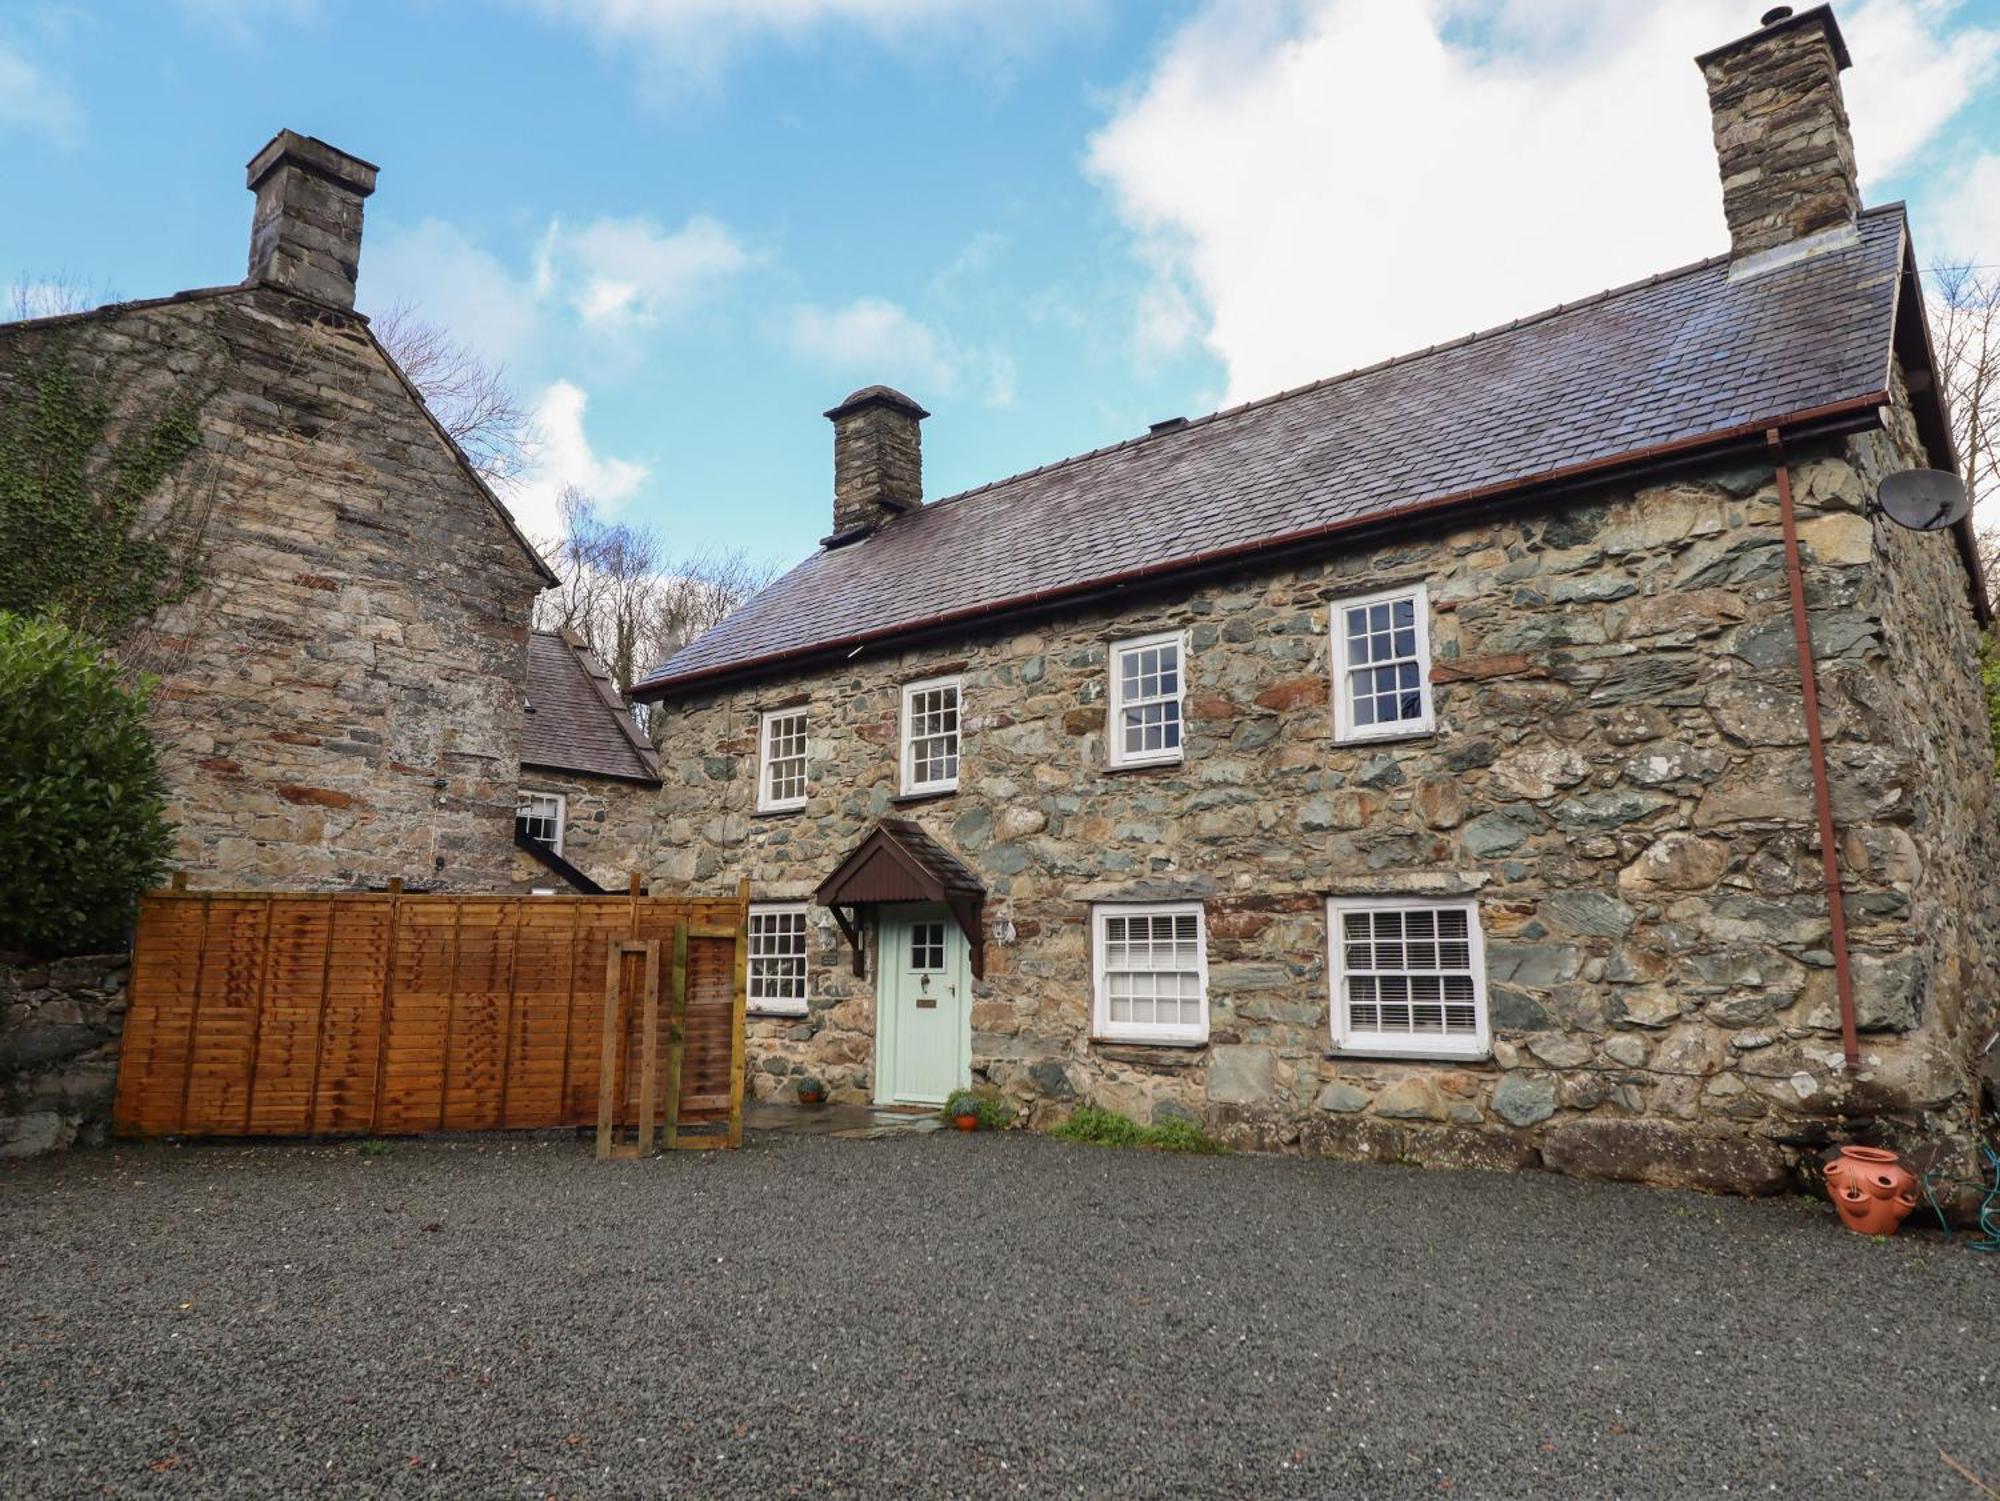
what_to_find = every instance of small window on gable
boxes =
[758,708,809,812]
[1091,902,1208,1046]
[1109,631,1186,768]
[1327,898,1488,1059]
[748,903,810,1015]
[517,791,565,856]
[1331,584,1434,743]
[900,676,961,796]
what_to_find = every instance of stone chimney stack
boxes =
[825,385,928,538]
[244,130,379,310]
[1697,6,1860,263]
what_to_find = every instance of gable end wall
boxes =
[0,288,549,890]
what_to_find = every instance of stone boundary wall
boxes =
[0,952,130,1158]
[644,394,1997,1198]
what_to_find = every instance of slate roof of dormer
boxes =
[523,631,661,784]
[635,204,1967,698]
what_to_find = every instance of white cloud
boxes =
[1932,152,2000,263]
[1088,0,2000,405]
[787,296,960,393]
[540,214,749,328]
[174,0,319,43]
[1843,1,1999,184]
[0,42,80,144]
[505,380,650,538]
[361,212,751,362]
[361,219,543,367]
[525,0,1091,86]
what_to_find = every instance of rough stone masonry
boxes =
[0,131,553,892]
[645,409,1997,1196]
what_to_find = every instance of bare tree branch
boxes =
[6,273,113,321]
[372,301,532,487]
[531,489,775,711]
[1926,262,2000,614]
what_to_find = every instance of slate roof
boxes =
[523,631,660,783]
[638,205,1919,697]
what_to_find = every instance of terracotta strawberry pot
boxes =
[1823,1145,1920,1236]
[954,1112,979,1132]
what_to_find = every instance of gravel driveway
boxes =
[2,1131,1995,1499]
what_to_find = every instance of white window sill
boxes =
[1106,754,1185,773]
[1331,1042,1490,1062]
[1091,1031,1209,1049]
[753,802,807,818]
[748,1006,809,1020]
[894,785,957,804]
[1333,725,1435,748]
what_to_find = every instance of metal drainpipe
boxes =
[1768,429,1860,1071]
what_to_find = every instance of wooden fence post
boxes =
[728,877,750,1148]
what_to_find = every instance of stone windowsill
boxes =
[890,788,956,807]
[751,804,806,820]
[1102,757,1184,776]
[1326,1048,1495,1067]
[1331,727,1435,750]
[1090,1038,1207,1070]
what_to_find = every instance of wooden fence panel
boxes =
[113,885,750,1146]
[245,898,335,1135]
[312,897,394,1134]
[503,900,580,1128]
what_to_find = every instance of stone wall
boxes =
[0,287,549,892]
[512,770,661,893]
[0,953,129,1158]
[644,391,1996,1195]
[1847,372,2000,1132]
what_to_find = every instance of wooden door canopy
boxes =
[813,818,985,980]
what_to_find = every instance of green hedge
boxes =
[0,613,174,954]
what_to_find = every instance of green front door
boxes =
[876,904,970,1106]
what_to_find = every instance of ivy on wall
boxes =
[0,338,218,644]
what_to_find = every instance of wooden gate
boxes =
[112,879,749,1148]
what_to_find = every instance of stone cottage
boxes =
[0,131,557,890]
[515,629,663,894]
[632,6,1999,1193]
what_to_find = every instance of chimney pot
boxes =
[1696,6,1859,261]
[825,385,928,539]
[244,129,379,310]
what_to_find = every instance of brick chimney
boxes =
[244,130,379,310]
[1697,6,1860,263]
[825,386,928,539]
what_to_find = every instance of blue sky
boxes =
[5,1,1999,565]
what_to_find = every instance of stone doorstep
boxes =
[742,1101,942,1139]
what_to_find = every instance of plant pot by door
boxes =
[1823,1145,1919,1236]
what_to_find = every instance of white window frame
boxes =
[1326,897,1489,1060]
[1090,902,1209,1047]
[899,674,962,796]
[747,902,810,1016]
[1107,629,1189,769]
[1330,582,1435,744]
[757,707,809,813]
[516,791,566,857]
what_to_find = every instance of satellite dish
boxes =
[1877,469,1969,532]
